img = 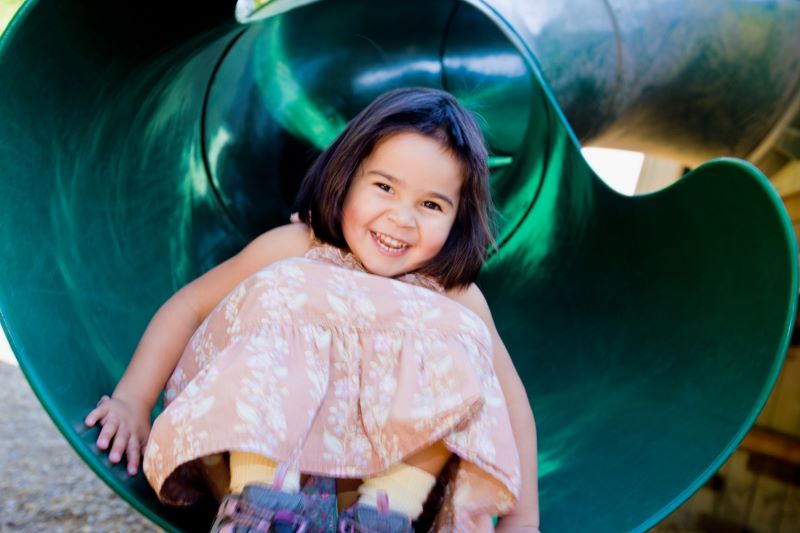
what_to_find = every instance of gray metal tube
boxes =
[477,0,800,166]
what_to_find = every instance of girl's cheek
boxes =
[432,223,454,245]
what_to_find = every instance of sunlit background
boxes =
[582,147,645,195]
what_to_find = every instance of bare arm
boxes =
[85,222,312,473]
[448,284,541,531]
[112,222,312,408]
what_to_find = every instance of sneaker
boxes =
[210,482,336,532]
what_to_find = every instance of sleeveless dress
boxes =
[143,240,521,531]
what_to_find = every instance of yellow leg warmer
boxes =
[228,452,300,494]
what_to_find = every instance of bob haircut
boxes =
[293,87,494,291]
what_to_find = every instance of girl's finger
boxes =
[84,404,109,427]
[109,427,130,463]
[126,435,141,475]
[96,395,110,406]
[96,417,119,450]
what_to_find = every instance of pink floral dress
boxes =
[143,241,521,531]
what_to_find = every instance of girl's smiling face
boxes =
[341,131,463,278]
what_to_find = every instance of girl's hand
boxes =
[84,395,151,476]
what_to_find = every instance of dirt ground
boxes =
[0,336,158,533]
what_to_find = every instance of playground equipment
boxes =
[0,0,798,531]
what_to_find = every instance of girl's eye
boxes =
[375,183,393,193]
[423,200,442,211]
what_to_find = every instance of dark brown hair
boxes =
[293,87,494,290]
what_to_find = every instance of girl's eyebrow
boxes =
[367,170,455,208]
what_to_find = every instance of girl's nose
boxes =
[388,205,416,228]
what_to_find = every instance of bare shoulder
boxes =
[446,282,495,327]
[228,222,312,274]
[246,222,313,257]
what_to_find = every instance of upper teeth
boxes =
[373,231,408,249]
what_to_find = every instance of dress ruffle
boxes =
[143,247,520,530]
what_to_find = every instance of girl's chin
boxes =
[361,255,418,278]
[363,260,405,277]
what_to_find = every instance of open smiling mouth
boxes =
[370,231,410,255]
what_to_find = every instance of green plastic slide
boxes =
[0,1,797,531]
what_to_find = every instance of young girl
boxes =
[85,88,540,532]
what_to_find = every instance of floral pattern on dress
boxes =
[143,242,521,531]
